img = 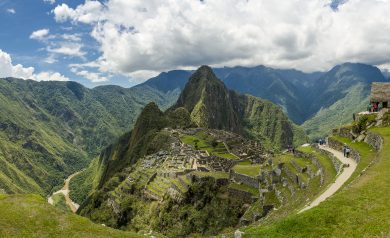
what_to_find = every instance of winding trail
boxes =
[48,171,82,213]
[299,145,357,213]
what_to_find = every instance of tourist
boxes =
[346,147,351,158]
[343,144,347,157]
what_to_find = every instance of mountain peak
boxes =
[190,65,220,83]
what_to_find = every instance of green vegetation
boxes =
[229,183,258,195]
[0,194,143,238]
[69,158,101,204]
[50,193,71,212]
[233,164,261,177]
[0,78,179,196]
[181,131,239,159]
[192,171,229,179]
[243,127,387,237]
[352,113,377,134]
[302,83,369,140]
[172,65,305,150]
[298,146,337,181]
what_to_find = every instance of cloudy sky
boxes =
[1,0,390,87]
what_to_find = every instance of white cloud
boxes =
[32,71,69,81]
[53,0,390,74]
[0,49,68,81]
[47,43,86,57]
[69,63,110,82]
[128,70,159,84]
[61,33,82,41]
[53,2,103,23]
[43,0,55,4]
[6,8,16,14]
[0,49,34,79]
[30,29,50,41]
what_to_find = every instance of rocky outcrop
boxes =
[364,132,383,151]
[332,127,354,140]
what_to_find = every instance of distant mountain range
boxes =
[138,63,388,138]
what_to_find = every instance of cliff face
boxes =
[173,65,241,133]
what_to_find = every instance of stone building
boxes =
[370,82,390,108]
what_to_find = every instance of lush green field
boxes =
[243,127,388,237]
[232,164,261,177]
[0,194,144,238]
[180,131,239,159]
[229,183,258,195]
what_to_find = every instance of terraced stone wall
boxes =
[364,132,383,151]
[230,170,259,188]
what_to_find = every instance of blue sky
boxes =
[0,0,131,87]
[1,0,389,88]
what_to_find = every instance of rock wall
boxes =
[293,149,324,185]
[364,132,383,151]
[318,148,344,173]
[230,170,259,188]
[228,188,255,203]
[328,137,360,163]
[282,166,306,189]
[332,127,354,140]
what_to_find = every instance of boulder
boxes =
[356,134,366,142]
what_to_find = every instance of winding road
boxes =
[299,145,357,213]
[48,171,82,213]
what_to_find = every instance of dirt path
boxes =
[299,145,357,213]
[48,171,82,213]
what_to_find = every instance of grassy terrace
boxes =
[298,146,337,181]
[180,131,239,159]
[0,194,144,238]
[229,183,258,195]
[243,127,387,237]
[191,171,229,179]
[233,163,261,177]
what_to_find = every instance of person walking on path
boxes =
[345,147,350,158]
[343,144,347,157]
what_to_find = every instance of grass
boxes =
[192,171,229,179]
[242,127,388,237]
[180,132,239,160]
[229,183,258,195]
[298,146,337,181]
[0,194,144,238]
[51,193,71,212]
[233,164,261,177]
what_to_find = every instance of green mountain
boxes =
[76,66,308,236]
[0,78,178,195]
[140,63,388,139]
[172,65,304,149]
[91,66,304,193]
[302,63,386,139]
